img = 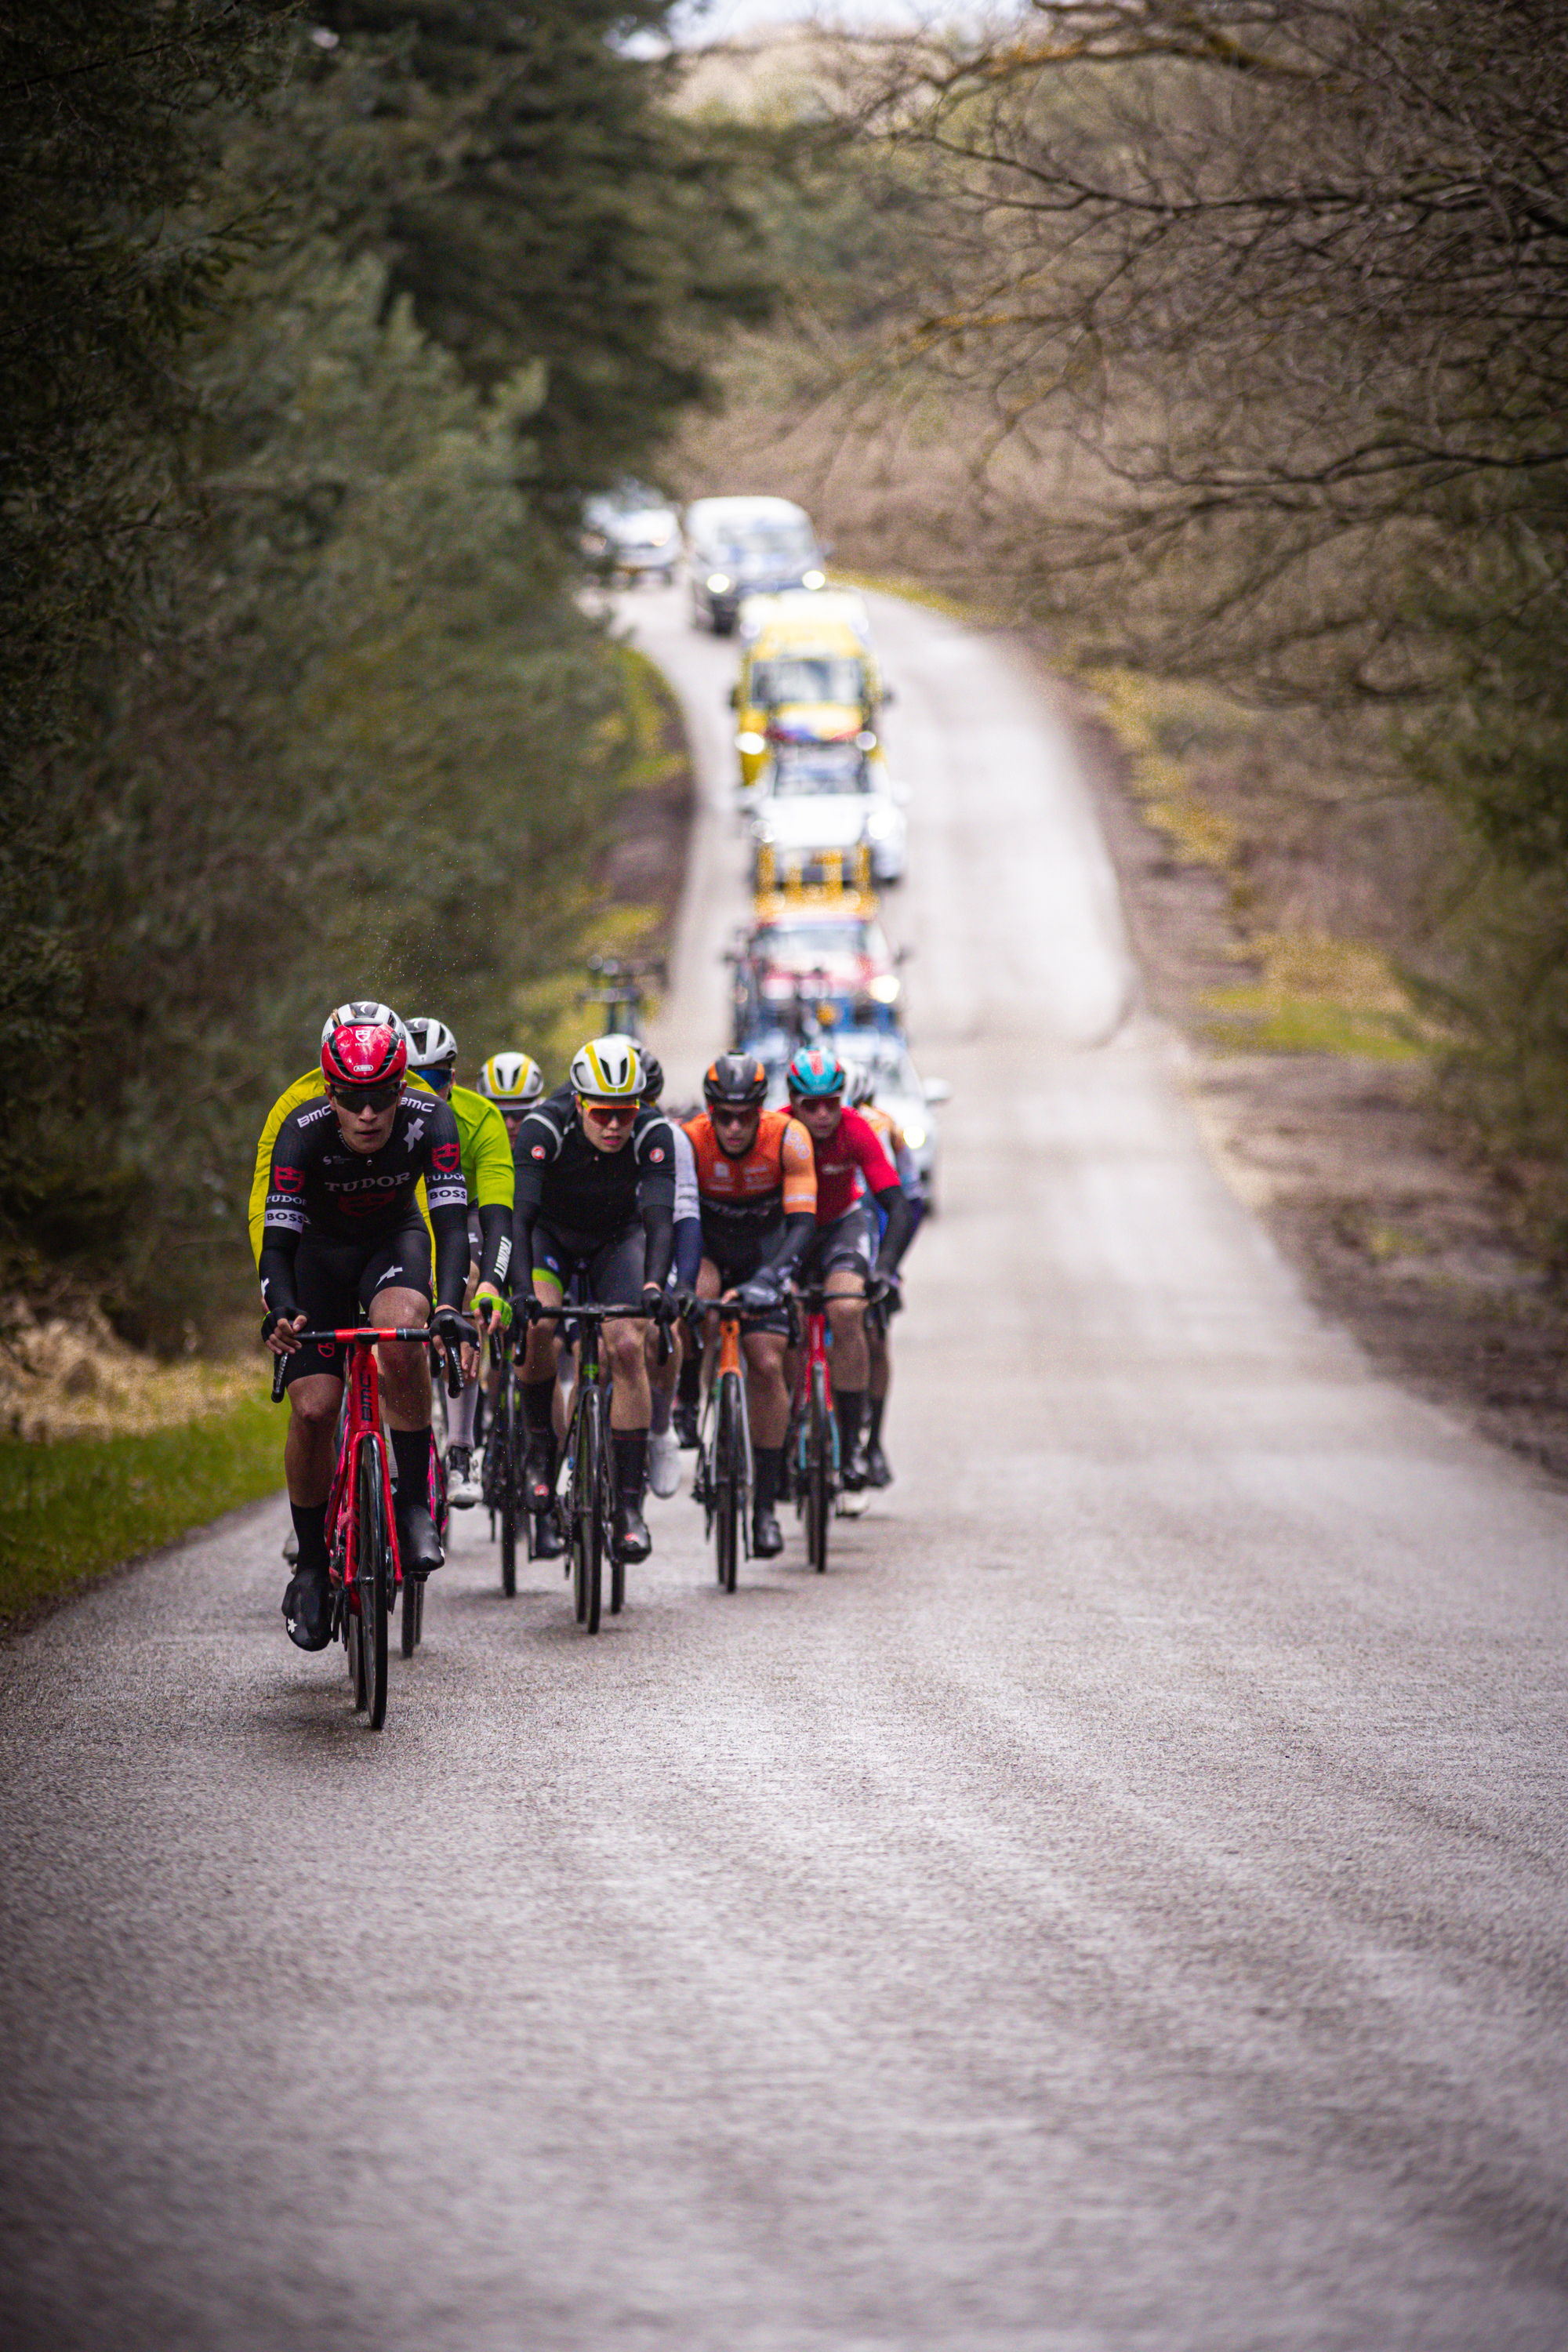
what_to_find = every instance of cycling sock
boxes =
[523,1377,557,1440]
[753,1445,782,1512]
[866,1395,886,1450]
[390,1424,432,1508]
[448,1377,479,1449]
[650,1385,673,1436]
[289,1501,328,1577]
[473,1388,488,1447]
[834,1388,866,1457]
[677,1351,702,1408]
[612,1431,648,1506]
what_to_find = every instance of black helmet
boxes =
[639,1052,664,1104]
[703,1051,768,1109]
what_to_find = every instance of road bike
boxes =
[783,1286,840,1574]
[271,1325,463,1726]
[693,1298,766,1592]
[578,950,666,1042]
[525,1299,662,1635]
[483,1320,532,1598]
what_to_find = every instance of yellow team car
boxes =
[730,592,887,789]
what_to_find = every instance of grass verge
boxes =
[0,1396,282,1632]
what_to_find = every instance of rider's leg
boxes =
[368,1280,444,1570]
[597,1230,653,1558]
[742,1326,789,1549]
[826,1268,870,1478]
[521,1271,566,1501]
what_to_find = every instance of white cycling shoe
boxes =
[445,1443,483,1510]
[647,1425,682,1499]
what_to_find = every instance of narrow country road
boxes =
[4,582,1568,2351]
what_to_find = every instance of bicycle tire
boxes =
[400,1560,419,1657]
[717,1372,742,1594]
[608,1427,625,1617]
[572,1388,604,1634]
[499,1381,518,1596]
[807,1363,831,1575]
[358,1440,392,1727]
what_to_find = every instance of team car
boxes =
[581,481,681,583]
[728,889,906,1044]
[747,738,908,891]
[729,591,887,790]
[684,496,826,637]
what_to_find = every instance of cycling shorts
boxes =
[532,1218,645,1309]
[797,1205,872,1287]
[702,1238,791,1337]
[281,1218,433,1388]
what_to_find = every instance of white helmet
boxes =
[322,998,407,1047]
[405,1016,458,1069]
[848,1062,877,1109]
[478,1051,544,1106]
[570,1033,644,1102]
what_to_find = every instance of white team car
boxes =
[580,481,681,583]
[747,739,908,889]
[757,1024,949,1207]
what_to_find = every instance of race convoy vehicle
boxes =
[728,890,906,1046]
[730,592,887,790]
[747,739,908,891]
[684,496,826,637]
[580,481,681,585]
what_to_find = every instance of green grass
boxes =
[0,1396,283,1628]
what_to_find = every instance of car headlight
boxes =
[902,1121,927,1151]
[865,811,896,840]
[802,568,826,590]
[856,730,877,750]
[649,523,674,545]
[867,975,901,1004]
[735,731,767,755]
[707,572,731,593]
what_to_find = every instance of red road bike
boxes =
[784,1287,840,1574]
[271,1325,463,1726]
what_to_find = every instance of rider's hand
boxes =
[863,1269,895,1312]
[432,1306,475,1379]
[644,1281,675,1329]
[262,1311,307,1357]
[473,1280,506,1329]
[737,1269,782,1312]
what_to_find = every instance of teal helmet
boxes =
[786,1044,846,1098]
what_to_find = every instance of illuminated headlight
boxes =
[649,523,674,545]
[867,975,901,1004]
[865,811,896,840]
[856,730,877,750]
[902,1121,927,1151]
[583,532,608,554]
[706,572,731,593]
[802,568,826,590]
[735,731,767,755]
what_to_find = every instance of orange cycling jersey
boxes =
[683,1108,817,1260]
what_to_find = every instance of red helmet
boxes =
[321,1022,407,1090]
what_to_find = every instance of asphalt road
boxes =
[4,582,1568,2351]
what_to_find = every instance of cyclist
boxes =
[847,1061,925,1488]
[477,1051,546,1142]
[785,1042,913,1494]
[260,1018,473,1651]
[511,1035,677,1565]
[639,1051,702,1501]
[682,1051,817,1558]
[403,1018,515,1506]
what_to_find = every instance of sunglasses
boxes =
[712,1105,759,1125]
[420,1065,454,1094]
[330,1080,402,1114]
[581,1100,637,1125]
[790,1092,843,1109]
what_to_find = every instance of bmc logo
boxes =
[274,1167,304,1192]
[432,1142,459,1173]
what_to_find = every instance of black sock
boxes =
[524,1377,557,1443]
[677,1351,701,1406]
[753,1445,782,1512]
[290,1501,328,1576]
[390,1425,431,1511]
[866,1396,886,1449]
[835,1388,866,1457]
[612,1432,648,1507]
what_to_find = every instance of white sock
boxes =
[449,1378,479,1449]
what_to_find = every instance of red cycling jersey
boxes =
[806,1103,898,1223]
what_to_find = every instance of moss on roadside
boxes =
[0,1396,282,1630]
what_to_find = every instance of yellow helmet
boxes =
[570,1033,644,1102]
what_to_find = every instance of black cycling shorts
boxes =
[702,1240,791,1337]
[532,1218,645,1309]
[797,1205,872,1288]
[281,1218,433,1388]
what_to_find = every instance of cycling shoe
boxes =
[282,1562,333,1652]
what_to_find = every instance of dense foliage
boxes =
[2,3,765,1343]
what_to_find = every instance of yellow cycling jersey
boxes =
[248,1073,514,1265]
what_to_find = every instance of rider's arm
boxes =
[247,1072,321,1266]
[764,1210,816,1281]
[635,1118,678,1292]
[671,1125,702,1288]
[430,1202,471,1312]
[869,1180,914,1276]
[257,1109,311,1321]
[766,1116,818,1278]
[510,1109,554,1301]
[257,1228,301,1325]
[476,1203,512,1291]
[422,1102,470,1312]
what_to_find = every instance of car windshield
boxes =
[755,921,869,964]
[768,746,869,796]
[750,657,866,708]
[718,526,816,562]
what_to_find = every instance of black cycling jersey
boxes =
[259,1090,470,1319]
[512,1098,675,1290]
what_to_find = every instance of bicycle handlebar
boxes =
[269,1323,473,1404]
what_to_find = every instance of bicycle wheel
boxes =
[572,1389,604,1634]
[357,1439,392,1726]
[499,1379,518,1597]
[806,1363,831,1575]
[716,1372,742,1594]
[607,1425,625,1617]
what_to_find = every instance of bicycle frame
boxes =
[524,1299,661,1633]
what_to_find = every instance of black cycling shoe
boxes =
[397,1502,444,1581]
[613,1498,651,1564]
[523,1442,556,1515]
[282,1562,333,1652]
[533,1508,564,1560]
[863,1439,893,1489]
[751,1505,785,1559]
[672,1399,701,1451]
[840,1443,870,1493]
